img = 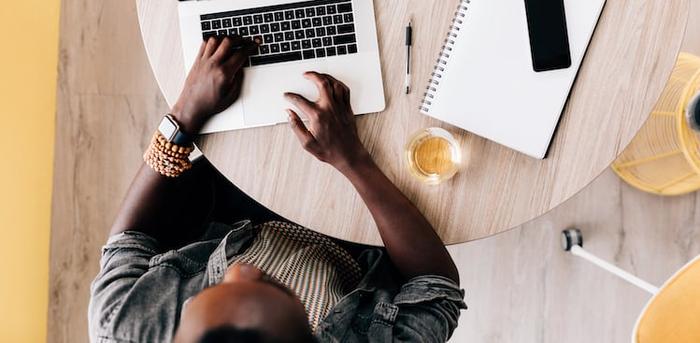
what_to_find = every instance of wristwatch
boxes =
[158,114,193,146]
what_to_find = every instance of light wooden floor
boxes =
[49,1,700,342]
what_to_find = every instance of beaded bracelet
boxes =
[143,132,195,178]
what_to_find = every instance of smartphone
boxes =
[523,0,572,72]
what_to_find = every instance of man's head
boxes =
[174,264,314,343]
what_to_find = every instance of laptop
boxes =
[178,0,386,134]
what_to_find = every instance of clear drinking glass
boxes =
[405,127,462,185]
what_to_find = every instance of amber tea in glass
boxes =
[405,128,462,185]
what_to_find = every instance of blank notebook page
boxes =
[421,0,606,159]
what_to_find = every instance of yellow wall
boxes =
[0,1,60,342]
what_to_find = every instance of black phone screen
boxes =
[523,0,572,72]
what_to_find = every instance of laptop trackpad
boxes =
[242,62,327,127]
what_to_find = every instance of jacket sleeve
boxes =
[88,231,160,343]
[390,276,467,342]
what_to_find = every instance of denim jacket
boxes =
[88,221,467,342]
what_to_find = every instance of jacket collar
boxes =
[205,220,255,286]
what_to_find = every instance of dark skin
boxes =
[110,36,257,244]
[284,73,459,283]
[112,36,459,342]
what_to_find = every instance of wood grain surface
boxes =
[137,0,690,245]
[49,0,700,341]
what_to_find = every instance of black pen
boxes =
[405,20,412,95]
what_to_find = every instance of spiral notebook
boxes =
[419,0,606,159]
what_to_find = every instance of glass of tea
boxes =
[405,128,462,185]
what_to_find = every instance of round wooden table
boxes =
[137,0,689,245]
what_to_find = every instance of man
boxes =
[89,36,466,343]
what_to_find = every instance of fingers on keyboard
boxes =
[200,0,358,67]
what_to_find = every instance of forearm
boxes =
[340,158,459,284]
[111,164,175,236]
[110,161,215,249]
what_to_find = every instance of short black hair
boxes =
[197,325,316,343]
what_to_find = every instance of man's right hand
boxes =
[284,72,371,174]
[172,36,258,135]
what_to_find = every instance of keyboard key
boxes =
[316,27,326,37]
[218,30,228,36]
[253,15,263,24]
[285,10,294,20]
[271,23,281,32]
[295,30,305,40]
[264,34,273,43]
[233,17,242,26]
[326,47,337,56]
[337,45,347,55]
[229,28,239,36]
[239,27,249,36]
[316,6,326,15]
[302,40,312,49]
[243,16,252,25]
[274,33,284,42]
[333,34,356,45]
[275,12,284,21]
[253,35,263,44]
[281,21,290,31]
[202,21,211,31]
[323,37,333,46]
[291,41,301,50]
[344,13,354,22]
[306,8,315,17]
[251,51,303,66]
[316,48,326,57]
[302,19,312,28]
[249,26,260,35]
[223,18,232,28]
[281,42,291,51]
[303,50,315,59]
[260,45,270,54]
[326,26,336,35]
[264,13,274,23]
[292,20,301,29]
[312,18,321,27]
[312,38,322,48]
[285,31,295,41]
[270,43,280,53]
[333,15,343,24]
[212,20,222,29]
[203,31,216,40]
[348,44,358,54]
[260,24,270,33]
[295,9,305,18]
[305,29,316,38]
[327,5,337,14]
[338,3,353,13]
[323,16,333,26]
[337,24,355,34]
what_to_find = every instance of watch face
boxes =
[158,116,178,141]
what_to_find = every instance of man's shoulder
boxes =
[318,249,466,343]
[88,227,232,343]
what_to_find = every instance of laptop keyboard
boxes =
[200,0,358,67]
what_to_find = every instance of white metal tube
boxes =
[570,245,659,295]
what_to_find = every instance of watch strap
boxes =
[172,130,193,146]
[160,114,193,146]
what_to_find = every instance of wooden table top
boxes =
[137,0,689,245]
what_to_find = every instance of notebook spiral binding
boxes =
[419,0,471,113]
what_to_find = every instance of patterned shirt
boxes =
[89,221,467,343]
[229,221,362,329]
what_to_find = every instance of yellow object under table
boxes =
[633,255,700,343]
